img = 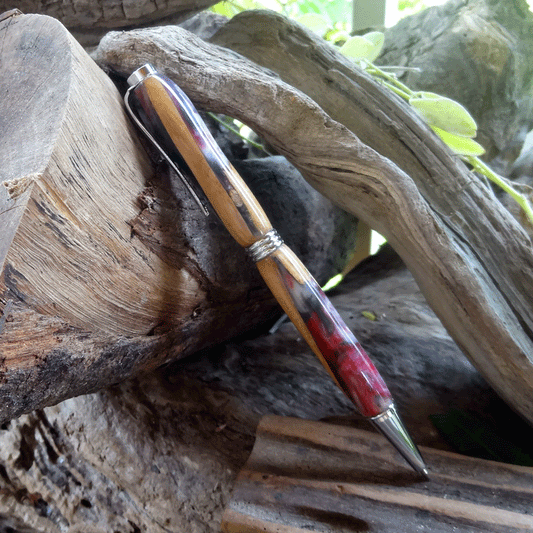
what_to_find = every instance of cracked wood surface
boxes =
[0,13,277,423]
[0,246,526,532]
[222,416,533,533]
[95,12,533,425]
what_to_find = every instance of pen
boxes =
[124,64,428,477]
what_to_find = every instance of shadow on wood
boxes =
[0,12,358,423]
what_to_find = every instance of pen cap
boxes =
[127,64,157,88]
[124,64,273,247]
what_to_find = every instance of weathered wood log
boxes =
[1,246,524,532]
[222,415,533,533]
[0,13,357,423]
[0,0,220,46]
[0,11,221,420]
[95,13,533,425]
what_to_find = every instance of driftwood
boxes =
[222,416,533,533]
[95,12,533,426]
[0,13,357,423]
[2,7,533,533]
[0,244,524,532]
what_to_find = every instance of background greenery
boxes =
[210,0,533,264]
[212,0,533,33]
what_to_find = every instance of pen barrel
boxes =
[129,73,273,247]
[128,67,393,418]
[257,244,393,418]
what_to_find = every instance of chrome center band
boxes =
[246,230,284,262]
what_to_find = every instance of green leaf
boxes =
[325,28,349,44]
[322,273,343,292]
[431,126,486,156]
[292,0,322,15]
[410,92,478,138]
[363,31,385,50]
[295,13,330,35]
[210,1,242,17]
[340,33,384,62]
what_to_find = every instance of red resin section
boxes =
[307,309,392,417]
[276,257,393,417]
[304,286,393,417]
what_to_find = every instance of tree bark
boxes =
[95,13,533,426]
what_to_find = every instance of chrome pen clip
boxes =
[124,70,210,216]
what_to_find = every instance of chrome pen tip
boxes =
[371,405,429,478]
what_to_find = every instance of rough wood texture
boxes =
[222,415,533,533]
[0,12,215,421]
[95,14,533,425]
[0,0,219,45]
[0,13,357,423]
[0,246,524,532]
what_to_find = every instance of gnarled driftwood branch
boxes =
[95,12,533,424]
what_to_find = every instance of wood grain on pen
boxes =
[257,245,392,417]
[142,76,272,247]
[256,244,336,378]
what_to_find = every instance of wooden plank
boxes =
[222,415,533,532]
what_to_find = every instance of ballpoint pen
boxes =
[124,63,428,477]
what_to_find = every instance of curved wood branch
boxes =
[95,15,533,423]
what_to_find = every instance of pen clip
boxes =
[124,84,210,217]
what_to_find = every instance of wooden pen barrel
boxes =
[131,73,273,247]
[129,68,393,418]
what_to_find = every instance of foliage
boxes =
[342,32,533,225]
[396,0,445,19]
[211,0,351,41]
[210,0,533,226]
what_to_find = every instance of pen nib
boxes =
[371,405,429,478]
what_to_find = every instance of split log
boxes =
[0,246,526,532]
[222,416,533,533]
[94,12,533,425]
[0,13,356,423]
